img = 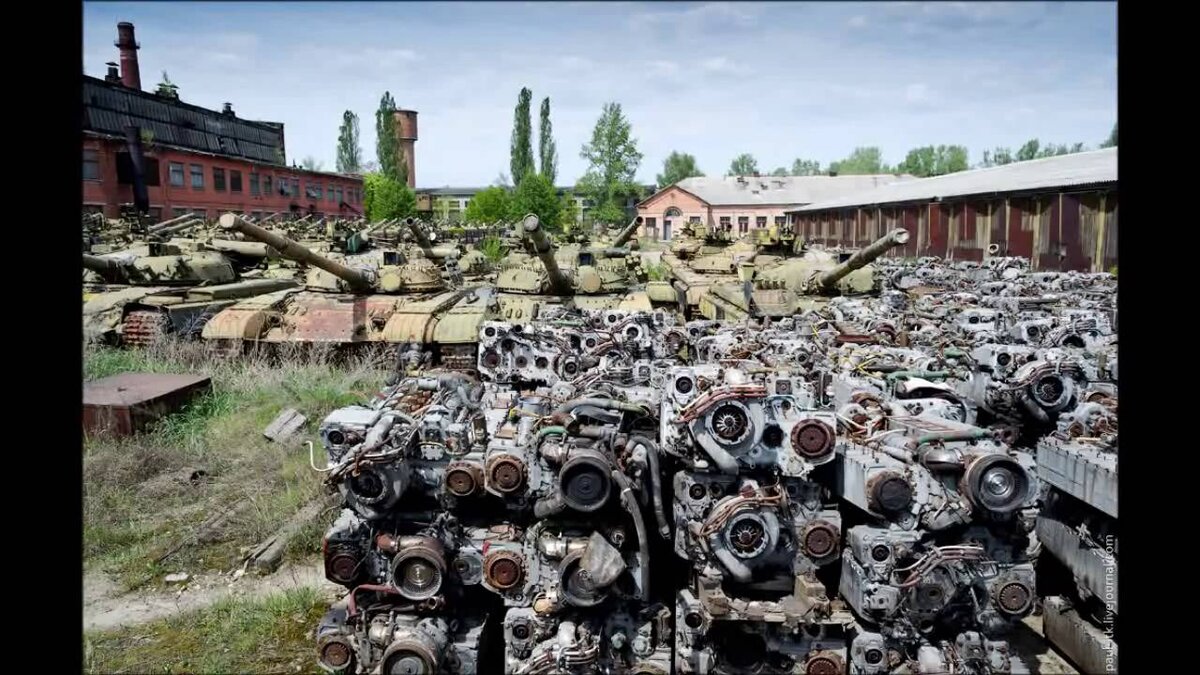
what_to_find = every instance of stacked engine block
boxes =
[310,260,1117,674]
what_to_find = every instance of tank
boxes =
[200,214,488,368]
[490,215,653,323]
[83,240,299,346]
[655,222,789,318]
[697,228,911,320]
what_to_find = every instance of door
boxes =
[663,219,672,240]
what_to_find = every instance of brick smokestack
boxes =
[393,109,418,189]
[116,22,141,90]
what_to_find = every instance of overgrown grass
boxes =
[644,262,669,281]
[84,340,388,590]
[84,587,327,674]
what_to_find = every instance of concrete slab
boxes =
[83,372,212,437]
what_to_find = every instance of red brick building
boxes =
[82,22,363,221]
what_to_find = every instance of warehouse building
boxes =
[636,174,915,241]
[83,22,364,221]
[786,148,1118,272]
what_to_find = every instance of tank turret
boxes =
[82,253,130,283]
[523,214,573,295]
[219,213,376,292]
[811,228,909,291]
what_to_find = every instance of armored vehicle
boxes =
[696,228,911,320]
[200,214,488,367]
[490,215,654,323]
[83,240,298,346]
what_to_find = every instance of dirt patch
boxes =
[84,561,341,632]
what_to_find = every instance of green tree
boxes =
[538,97,558,185]
[980,147,1015,168]
[770,167,789,177]
[511,88,535,185]
[1016,139,1041,162]
[362,173,416,221]
[897,145,969,177]
[1101,122,1117,148]
[336,110,362,173]
[656,151,704,187]
[155,71,179,99]
[300,155,324,172]
[576,102,644,225]
[727,153,759,176]
[513,172,564,232]
[829,147,891,175]
[376,92,407,184]
[434,197,455,222]
[790,159,822,176]
[464,186,515,223]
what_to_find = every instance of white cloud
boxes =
[848,15,867,29]
[700,57,744,76]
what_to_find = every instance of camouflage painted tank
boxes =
[490,215,653,323]
[652,221,796,317]
[200,214,488,367]
[697,228,911,320]
[83,238,298,346]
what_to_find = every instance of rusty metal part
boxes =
[804,650,845,675]
[381,637,438,674]
[324,546,362,585]
[790,419,836,459]
[389,537,447,601]
[445,462,484,497]
[674,384,768,425]
[121,309,170,346]
[800,520,840,558]
[866,471,913,514]
[317,634,354,671]
[486,455,527,494]
[483,549,525,590]
[995,580,1034,615]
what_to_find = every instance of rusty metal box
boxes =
[83,373,213,438]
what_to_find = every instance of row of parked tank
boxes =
[82,209,911,358]
[303,245,1116,674]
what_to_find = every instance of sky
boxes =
[83,1,1117,188]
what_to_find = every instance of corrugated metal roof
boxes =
[654,174,917,207]
[790,148,1117,213]
[82,76,286,165]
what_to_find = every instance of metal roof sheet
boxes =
[790,148,1117,212]
[82,76,285,165]
[656,174,917,207]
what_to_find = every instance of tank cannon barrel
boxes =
[522,214,573,295]
[815,228,910,289]
[151,218,202,237]
[83,253,129,282]
[218,213,374,291]
[405,217,436,255]
[148,212,197,233]
[612,216,643,247]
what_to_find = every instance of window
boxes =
[327,184,335,201]
[262,176,272,195]
[689,216,701,224]
[250,172,260,196]
[213,167,226,192]
[83,150,100,180]
[279,178,291,197]
[115,154,162,186]
[756,216,767,229]
[190,164,204,189]
[148,207,162,222]
[737,216,749,233]
[172,207,190,218]
[337,187,344,204]
[307,182,323,200]
[291,178,300,198]
[775,216,786,226]
[169,162,185,187]
[719,216,731,229]
[231,170,243,193]
[645,217,657,229]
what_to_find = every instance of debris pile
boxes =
[306,250,1116,674]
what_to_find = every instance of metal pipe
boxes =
[914,429,993,445]
[611,469,649,601]
[629,435,670,539]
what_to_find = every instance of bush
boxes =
[479,235,508,263]
[363,173,416,221]
[513,172,563,232]
[464,186,515,223]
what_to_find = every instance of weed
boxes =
[84,587,327,674]
[479,235,508,263]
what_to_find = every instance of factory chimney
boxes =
[115,22,142,90]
